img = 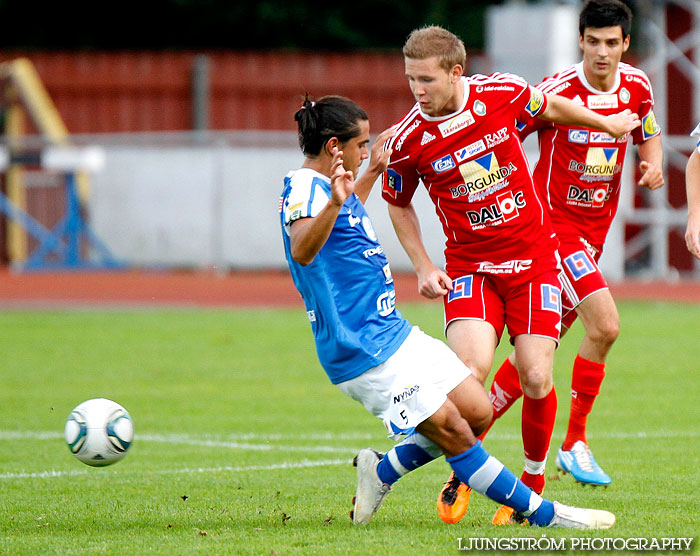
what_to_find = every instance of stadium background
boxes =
[0,0,698,304]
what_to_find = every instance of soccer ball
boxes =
[64,398,134,467]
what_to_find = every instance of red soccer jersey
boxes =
[382,74,558,274]
[520,61,661,249]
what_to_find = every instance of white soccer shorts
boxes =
[337,326,471,440]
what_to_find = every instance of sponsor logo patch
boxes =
[568,129,589,144]
[385,169,403,196]
[525,88,545,117]
[466,190,526,228]
[563,251,596,280]
[567,184,611,208]
[642,111,660,140]
[541,284,562,313]
[455,153,517,198]
[568,148,620,181]
[454,140,486,163]
[393,385,420,404]
[587,94,618,109]
[438,111,475,137]
[421,131,436,145]
[376,290,396,317]
[484,127,509,148]
[396,120,420,151]
[477,259,533,274]
[590,131,616,143]
[431,154,456,173]
[448,275,473,302]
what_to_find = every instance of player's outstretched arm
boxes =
[685,149,700,260]
[289,148,353,266]
[539,94,640,138]
[387,203,453,299]
[637,135,665,190]
[354,127,398,204]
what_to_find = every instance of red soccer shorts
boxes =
[557,235,608,330]
[443,257,562,345]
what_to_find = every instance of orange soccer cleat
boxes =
[492,504,518,525]
[437,471,472,524]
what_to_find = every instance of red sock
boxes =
[489,358,523,419]
[477,358,524,442]
[562,355,605,451]
[520,388,557,494]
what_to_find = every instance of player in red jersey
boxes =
[381,24,640,526]
[437,0,665,525]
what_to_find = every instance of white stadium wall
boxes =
[87,132,447,272]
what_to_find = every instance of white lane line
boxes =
[0,458,350,480]
[0,431,361,453]
[2,429,698,444]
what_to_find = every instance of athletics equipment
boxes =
[64,398,133,466]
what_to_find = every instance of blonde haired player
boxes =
[437,0,664,526]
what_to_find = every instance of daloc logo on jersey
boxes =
[431,154,456,173]
[567,185,611,208]
[466,190,526,228]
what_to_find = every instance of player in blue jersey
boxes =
[280,94,615,529]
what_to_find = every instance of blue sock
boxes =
[376,432,441,486]
[446,441,555,526]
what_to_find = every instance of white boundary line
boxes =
[0,458,350,480]
[1,429,696,482]
[2,429,697,443]
[0,431,361,453]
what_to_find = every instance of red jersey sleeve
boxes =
[381,164,421,207]
[381,112,423,207]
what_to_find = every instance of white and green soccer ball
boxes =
[65,398,134,467]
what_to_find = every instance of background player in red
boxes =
[381,24,640,526]
[439,0,665,524]
[686,122,700,260]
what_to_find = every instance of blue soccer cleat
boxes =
[556,441,612,486]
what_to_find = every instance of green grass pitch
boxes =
[0,300,698,555]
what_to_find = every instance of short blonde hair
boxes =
[403,26,466,72]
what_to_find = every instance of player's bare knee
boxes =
[518,367,552,397]
[588,317,619,347]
